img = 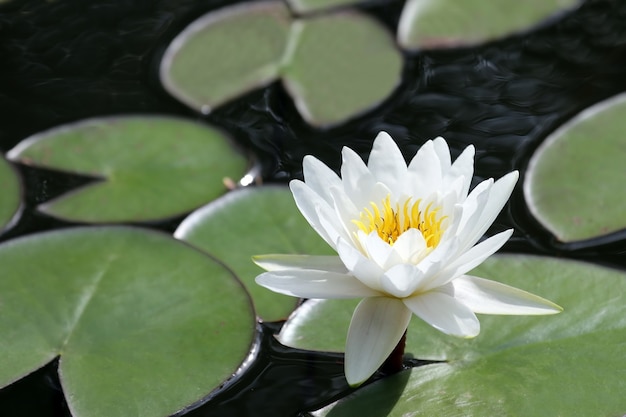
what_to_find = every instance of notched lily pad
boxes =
[285,0,366,14]
[282,11,402,126]
[175,186,335,321]
[7,115,247,223]
[283,255,626,416]
[0,154,22,232]
[160,1,292,114]
[398,0,579,50]
[524,94,626,242]
[0,226,256,417]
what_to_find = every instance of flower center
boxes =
[353,196,446,247]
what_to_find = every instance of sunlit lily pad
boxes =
[7,116,247,223]
[0,154,21,232]
[0,226,255,417]
[160,4,402,127]
[282,11,402,126]
[524,94,626,242]
[280,255,626,415]
[398,0,579,49]
[285,0,365,14]
[160,1,291,114]
[175,186,334,321]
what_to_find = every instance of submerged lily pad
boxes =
[398,0,578,49]
[160,4,402,127]
[175,186,334,321]
[160,1,292,114]
[0,154,21,232]
[7,116,247,223]
[280,255,626,415]
[0,226,255,417]
[282,11,402,126]
[524,94,626,242]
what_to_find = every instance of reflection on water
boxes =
[1,0,626,415]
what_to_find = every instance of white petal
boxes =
[380,264,426,298]
[452,275,563,315]
[337,238,384,291]
[289,180,336,248]
[403,290,480,337]
[255,270,380,299]
[389,227,427,264]
[253,254,347,273]
[361,231,403,269]
[367,132,408,194]
[407,140,443,196]
[345,297,412,386]
[341,146,375,209]
[302,155,342,204]
[459,171,519,252]
[445,144,475,198]
[432,137,451,171]
[424,229,513,291]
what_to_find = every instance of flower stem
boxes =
[381,330,406,375]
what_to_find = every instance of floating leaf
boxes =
[160,1,291,114]
[282,11,402,126]
[398,0,578,49]
[7,116,247,223]
[524,94,626,242]
[0,154,21,232]
[0,226,255,417]
[280,255,626,415]
[285,0,365,14]
[175,186,334,321]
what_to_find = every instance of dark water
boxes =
[1,0,626,416]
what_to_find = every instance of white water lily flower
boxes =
[254,132,561,387]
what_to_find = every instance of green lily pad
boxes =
[524,95,626,242]
[0,154,21,232]
[175,186,335,322]
[397,0,578,49]
[0,226,255,417]
[7,115,247,223]
[285,0,365,14]
[282,11,402,126]
[160,1,291,114]
[160,4,402,127]
[280,255,626,416]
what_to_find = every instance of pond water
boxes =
[1,0,625,416]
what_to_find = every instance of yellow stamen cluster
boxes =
[353,196,446,247]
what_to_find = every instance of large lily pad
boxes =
[0,154,21,232]
[279,255,626,415]
[0,226,255,417]
[397,0,579,50]
[524,94,626,242]
[175,186,334,322]
[282,11,402,126]
[160,1,292,114]
[7,116,247,223]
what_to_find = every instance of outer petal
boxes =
[380,264,426,298]
[452,275,563,315]
[256,270,380,299]
[459,171,519,252]
[423,229,513,291]
[302,155,342,204]
[289,180,336,248]
[345,297,412,386]
[403,290,480,337]
[432,136,452,171]
[367,132,408,195]
[341,146,375,210]
[445,144,475,198]
[407,140,443,197]
[253,254,347,273]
